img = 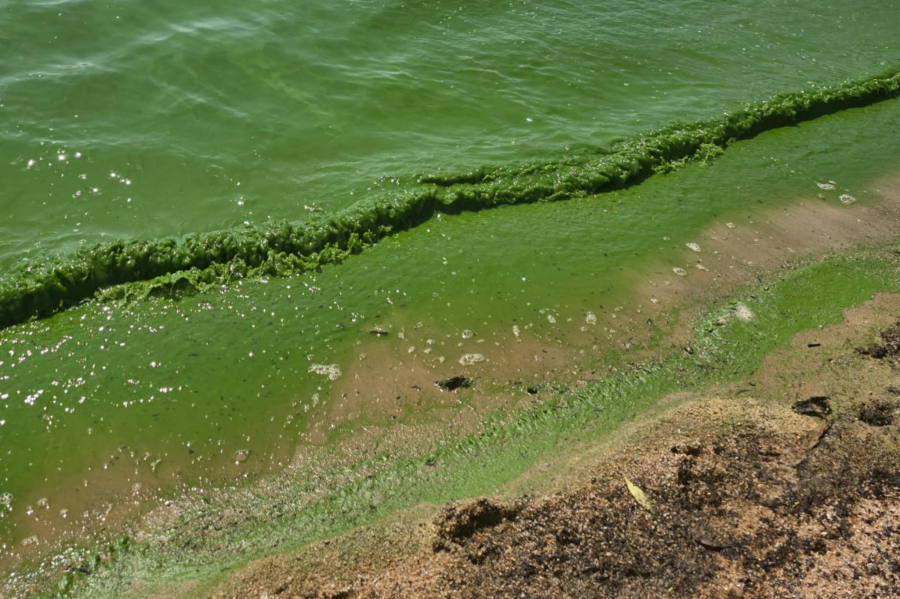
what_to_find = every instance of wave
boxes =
[1,68,898,330]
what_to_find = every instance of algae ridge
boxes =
[1,68,899,329]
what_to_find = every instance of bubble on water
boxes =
[233,449,250,463]
[816,182,835,190]
[26,159,35,168]
[309,364,342,380]
[57,154,66,161]
[461,329,474,339]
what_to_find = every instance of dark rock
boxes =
[792,396,831,419]
[436,376,472,392]
[858,401,894,427]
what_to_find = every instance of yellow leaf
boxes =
[624,475,653,513]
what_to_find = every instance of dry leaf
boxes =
[624,475,653,513]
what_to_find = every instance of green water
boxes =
[1,0,900,564]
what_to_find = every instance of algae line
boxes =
[1,68,899,330]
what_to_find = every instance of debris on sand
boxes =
[367,325,389,337]
[857,321,900,360]
[623,475,653,513]
[433,498,523,554]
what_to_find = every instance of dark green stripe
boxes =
[2,68,899,329]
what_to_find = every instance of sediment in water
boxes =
[1,69,899,329]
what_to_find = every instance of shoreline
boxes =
[216,292,900,599]
[4,180,900,597]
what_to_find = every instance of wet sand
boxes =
[210,294,900,599]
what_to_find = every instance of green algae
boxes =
[2,69,899,330]
[12,244,900,599]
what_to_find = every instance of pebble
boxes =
[459,353,486,366]
[839,194,856,205]
[585,312,597,325]
[672,267,688,277]
[686,243,701,252]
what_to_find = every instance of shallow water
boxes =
[1,0,900,559]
